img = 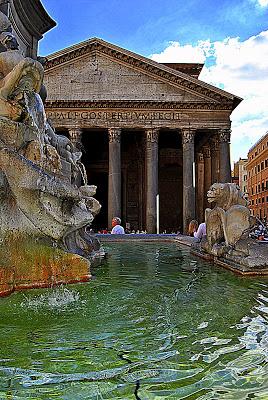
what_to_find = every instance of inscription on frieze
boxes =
[46,110,188,122]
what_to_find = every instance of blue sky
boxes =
[40,0,268,163]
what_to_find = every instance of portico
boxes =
[44,38,242,233]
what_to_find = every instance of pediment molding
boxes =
[45,99,233,111]
[45,38,242,110]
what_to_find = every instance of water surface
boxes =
[0,242,268,399]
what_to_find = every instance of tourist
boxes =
[188,220,198,237]
[111,217,125,234]
[193,222,206,241]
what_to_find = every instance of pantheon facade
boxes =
[44,38,242,233]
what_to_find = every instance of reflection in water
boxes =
[0,242,268,398]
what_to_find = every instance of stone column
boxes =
[219,128,232,183]
[196,152,204,222]
[182,129,195,234]
[108,128,121,228]
[210,136,220,184]
[68,127,83,149]
[203,145,212,208]
[146,128,159,234]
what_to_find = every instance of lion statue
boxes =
[203,183,251,255]
[207,182,248,210]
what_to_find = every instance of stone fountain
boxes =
[0,12,101,296]
[192,182,268,274]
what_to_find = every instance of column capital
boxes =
[108,128,121,143]
[146,128,159,143]
[219,128,231,143]
[181,128,195,146]
[202,145,211,158]
[68,127,83,142]
[197,152,204,163]
[209,136,220,154]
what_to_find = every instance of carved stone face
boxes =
[207,183,225,204]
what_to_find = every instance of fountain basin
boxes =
[1,241,268,398]
[0,234,91,297]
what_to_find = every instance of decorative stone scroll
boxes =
[146,128,159,143]
[108,128,121,143]
[219,128,231,143]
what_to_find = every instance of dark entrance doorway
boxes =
[82,129,108,231]
[159,130,183,233]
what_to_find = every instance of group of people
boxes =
[98,217,207,239]
[95,217,207,238]
[96,216,268,243]
[250,221,268,241]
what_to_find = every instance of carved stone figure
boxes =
[0,11,12,34]
[195,182,268,272]
[0,32,44,121]
[204,183,251,253]
[44,122,83,183]
[0,12,102,295]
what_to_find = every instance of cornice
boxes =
[248,131,268,154]
[45,38,242,110]
[161,63,204,78]
[45,99,234,111]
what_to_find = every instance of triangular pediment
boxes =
[44,38,242,109]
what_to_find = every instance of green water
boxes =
[0,242,268,399]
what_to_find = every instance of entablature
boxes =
[45,102,231,131]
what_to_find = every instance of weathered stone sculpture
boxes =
[203,183,251,254]
[0,12,101,295]
[0,32,44,121]
[196,182,268,273]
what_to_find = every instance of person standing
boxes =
[111,217,125,234]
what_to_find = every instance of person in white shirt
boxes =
[193,222,206,241]
[111,217,125,234]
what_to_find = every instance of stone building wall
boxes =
[247,132,268,219]
[233,158,248,197]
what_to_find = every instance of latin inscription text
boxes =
[47,110,185,121]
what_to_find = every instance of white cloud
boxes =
[256,0,268,7]
[150,31,268,162]
[150,40,208,63]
